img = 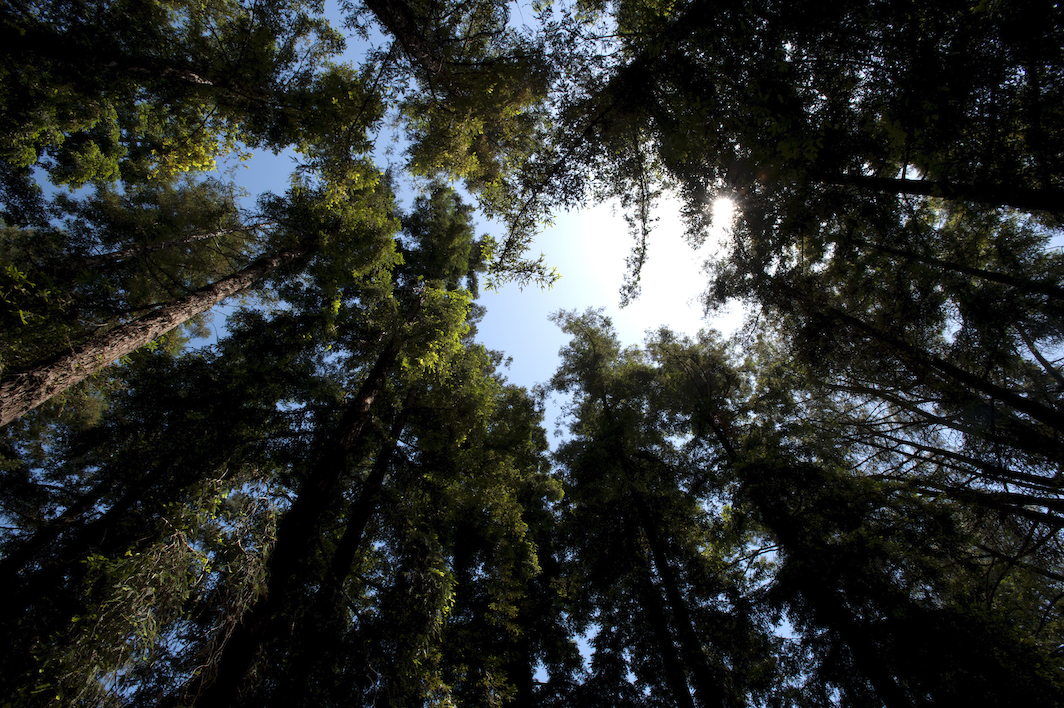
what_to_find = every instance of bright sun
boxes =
[711,195,736,228]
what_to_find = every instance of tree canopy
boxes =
[1,1,1062,706]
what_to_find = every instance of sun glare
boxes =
[565,193,745,343]
[711,195,736,228]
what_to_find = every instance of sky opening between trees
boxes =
[1,0,1064,706]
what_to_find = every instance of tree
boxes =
[0,314,318,704]
[0,0,374,187]
[4,2,1064,705]
[493,0,1064,298]
[549,309,786,708]
[546,309,1064,706]
[0,163,396,426]
[181,184,494,706]
[527,0,1064,527]
[354,0,560,287]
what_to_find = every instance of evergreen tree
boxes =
[2,2,1063,705]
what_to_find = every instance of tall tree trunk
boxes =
[323,395,412,594]
[268,401,413,706]
[0,244,307,427]
[502,610,536,708]
[818,173,1064,216]
[633,493,729,708]
[826,305,1064,434]
[186,335,404,707]
[635,556,698,708]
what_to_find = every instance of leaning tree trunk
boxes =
[634,494,729,708]
[0,243,308,427]
[634,553,698,708]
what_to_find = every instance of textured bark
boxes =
[0,245,306,427]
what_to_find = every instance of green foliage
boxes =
[0,0,355,187]
[1,2,1062,706]
[0,174,251,378]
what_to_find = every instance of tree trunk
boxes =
[362,0,443,77]
[634,494,729,708]
[186,335,404,707]
[268,402,413,706]
[324,395,413,595]
[827,305,1064,435]
[0,244,306,427]
[636,563,698,708]
[819,172,1064,216]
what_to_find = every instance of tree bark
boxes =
[634,493,729,708]
[186,335,404,707]
[267,398,413,706]
[0,244,306,427]
[820,173,1064,216]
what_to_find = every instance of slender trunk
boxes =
[323,397,412,595]
[187,336,404,707]
[0,244,307,427]
[269,402,412,706]
[1017,326,1064,388]
[502,616,536,708]
[634,494,728,708]
[849,237,1064,301]
[913,480,1064,528]
[827,306,1064,435]
[0,479,112,584]
[819,172,1064,215]
[850,428,1061,496]
[978,543,1064,584]
[635,557,697,708]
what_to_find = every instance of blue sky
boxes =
[218,142,742,428]
[210,1,745,440]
